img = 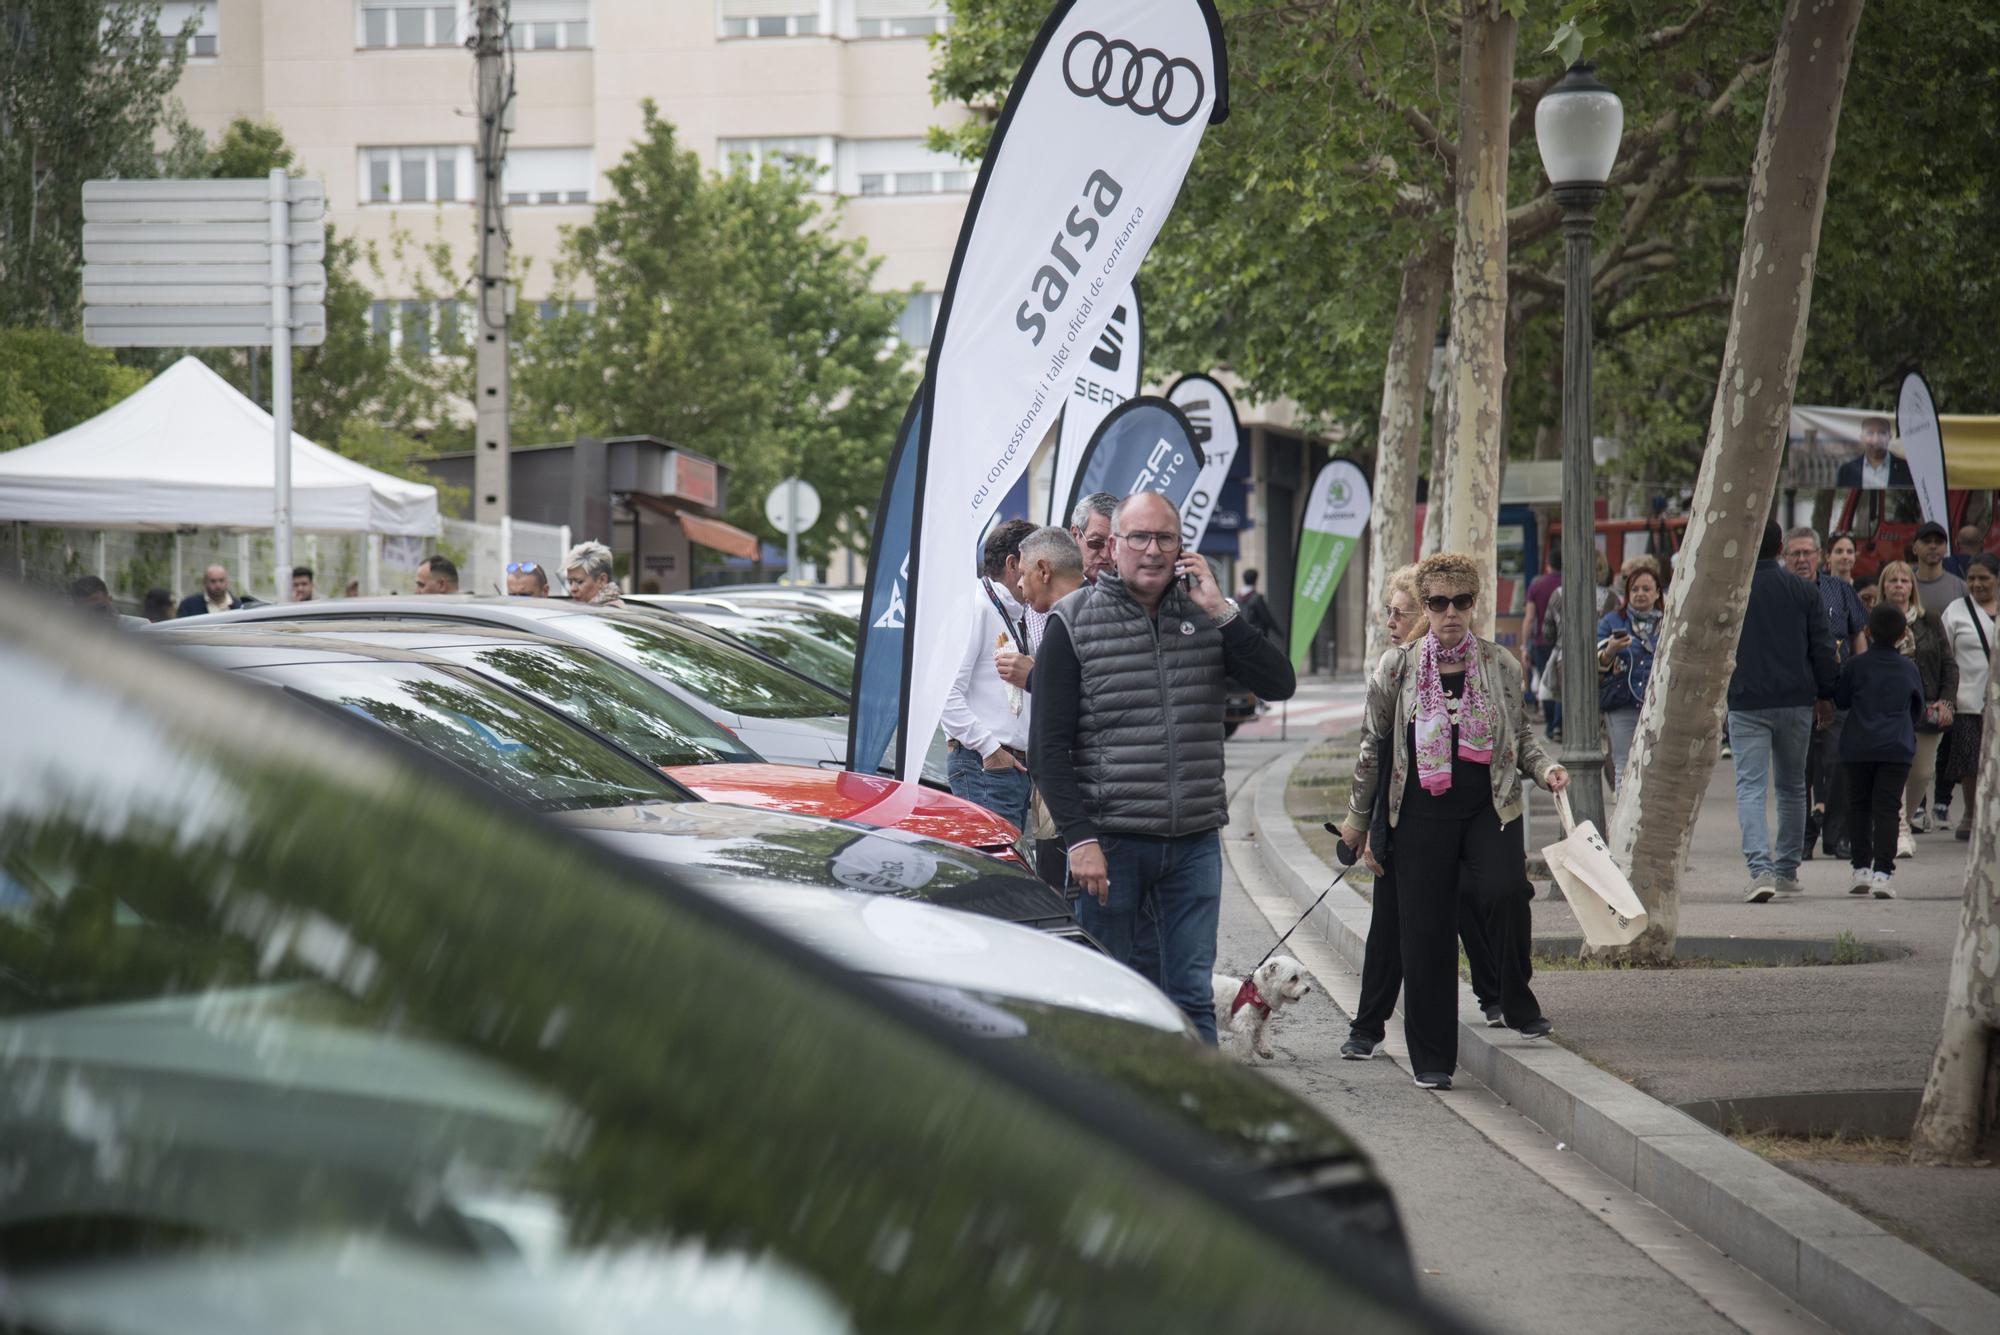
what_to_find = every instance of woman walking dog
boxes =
[1337,553,1569,1090]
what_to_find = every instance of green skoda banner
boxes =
[1289,459,1372,671]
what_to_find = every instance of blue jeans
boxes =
[946,744,1033,833]
[1727,707,1814,880]
[1075,830,1223,1043]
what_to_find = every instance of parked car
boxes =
[159,632,1067,935]
[706,582,867,617]
[161,620,1017,859]
[628,595,856,692]
[3,596,1448,1330]
[638,592,861,654]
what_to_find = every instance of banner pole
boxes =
[269,168,293,602]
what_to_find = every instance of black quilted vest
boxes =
[1052,572,1229,836]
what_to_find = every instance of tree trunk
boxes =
[1421,334,1453,559]
[1597,0,1866,964]
[1439,0,1515,637]
[1366,242,1450,666]
[1912,655,2000,1162]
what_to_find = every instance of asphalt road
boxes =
[1216,731,1825,1335]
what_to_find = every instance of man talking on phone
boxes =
[1029,492,1296,1042]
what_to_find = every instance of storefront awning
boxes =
[677,511,762,561]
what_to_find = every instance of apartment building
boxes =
[167,0,970,349]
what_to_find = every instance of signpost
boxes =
[82,172,328,599]
[765,477,821,581]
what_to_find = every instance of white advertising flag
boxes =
[897,0,1228,776]
[1897,372,1949,526]
[1166,372,1241,552]
[1047,285,1142,524]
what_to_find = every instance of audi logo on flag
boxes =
[1063,31,1205,125]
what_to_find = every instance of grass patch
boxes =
[1830,929,1865,966]
[1732,1130,1910,1165]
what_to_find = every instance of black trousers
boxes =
[1350,863,1502,1043]
[1935,730,1956,806]
[1808,710,1851,853]
[1390,805,1541,1076]
[1845,760,1910,875]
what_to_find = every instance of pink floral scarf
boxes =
[1413,631,1497,795]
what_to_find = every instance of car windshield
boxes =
[421,642,762,769]
[725,621,855,689]
[253,659,681,811]
[552,613,846,720]
[766,607,860,653]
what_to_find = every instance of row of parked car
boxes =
[0,582,1457,1332]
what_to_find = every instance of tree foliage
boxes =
[514,103,916,561]
[0,327,150,449]
[0,0,196,327]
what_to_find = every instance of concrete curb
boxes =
[1240,741,2000,1335]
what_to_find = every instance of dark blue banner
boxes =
[847,392,922,776]
[1062,395,1208,524]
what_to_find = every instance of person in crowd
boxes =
[177,564,239,618]
[505,561,551,597]
[1014,526,1087,890]
[291,565,315,602]
[1336,553,1565,1088]
[1033,493,1296,1042]
[342,579,361,597]
[68,576,145,626]
[1235,568,1284,644]
[142,588,175,622]
[1540,550,1618,745]
[1734,522,1839,903]
[1524,548,1563,728]
[1595,557,1664,793]
[1342,564,1506,1062]
[1855,572,1880,613]
[943,519,1039,833]
[1826,531,1860,586]
[1786,526,1866,860]
[1876,561,1954,848]
[1069,491,1118,584]
[415,554,459,595]
[1939,553,1999,841]
[1914,520,1970,825]
[1835,416,1913,489]
[1947,523,1987,578]
[562,542,622,606]
[1835,604,1924,898]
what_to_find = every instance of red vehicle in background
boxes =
[1835,487,2000,578]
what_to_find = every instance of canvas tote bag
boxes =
[1541,790,1648,947]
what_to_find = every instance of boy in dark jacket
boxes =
[1835,605,1925,898]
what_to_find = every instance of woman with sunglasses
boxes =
[1337,553,1569,1089]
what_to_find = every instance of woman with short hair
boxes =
[563,540,625,607]
[1337,553,1569,1089]
[1595,558,1664,793]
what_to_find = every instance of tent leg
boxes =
[172,532,182,599]
[18,522,27,579]
[95,532,107,585]
[368,534,381,596]
[238,533,251,597]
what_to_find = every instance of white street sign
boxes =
[82,239,325,265]
[765,478,822,534]
[84,282,327,306]
[79,197,325,223]
[84,177,323,203]
[84,262,325,288]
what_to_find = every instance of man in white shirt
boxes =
[942,519,1039,832]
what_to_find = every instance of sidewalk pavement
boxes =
[1246,725,2000,1335]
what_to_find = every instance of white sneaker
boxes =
[1896,832,1916,859]
[1871,871,1896,900]
[1849,869,1874,895]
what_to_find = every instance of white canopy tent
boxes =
[0,356,439,535]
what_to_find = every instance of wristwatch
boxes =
[1213,597,1241,628]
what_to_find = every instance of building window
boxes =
[534,299,594,321]
[361,146,474,204]
[508,1,591,50]
[841,138,973,197]
[358,3,463,49]
[504,147,593,206]
[895,291,939,350]
[368,299,470,356]
[159,2,220,58]
[853,4,947,39]
[718,136,833,185]
[717,3,818,39]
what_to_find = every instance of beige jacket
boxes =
[1341,636,1557,834]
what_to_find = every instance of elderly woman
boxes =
[1595,557,1664,792]
[1338,553,1569,1090]
[1342,567,1505,1061]
[1877,561,1955,847]
[563,540,625,607]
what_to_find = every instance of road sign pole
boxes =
[787,482,798,582]
[269,169,293,600]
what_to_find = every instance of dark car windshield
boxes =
[767,607,860,653]
[421,642,762,769]
[552,613,846,720]
[722,621,855,690]
[252,659,681,811]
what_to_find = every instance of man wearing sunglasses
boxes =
[505,561,550,597]
[1030,492,1296,1043]
[1069,491,1119,584]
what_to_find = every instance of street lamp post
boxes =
[1535,63,1623,829]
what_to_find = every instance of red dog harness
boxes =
[1230,977,1272,1020]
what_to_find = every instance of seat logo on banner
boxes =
[1063,32,1206,124]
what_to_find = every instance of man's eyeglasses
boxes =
[506,562,542,574]
[1424,593,1477,613]
[1117,530,1181,553]
[1080,535,1112,552]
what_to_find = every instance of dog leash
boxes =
[1252,827,1360,969]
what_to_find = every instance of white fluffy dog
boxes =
[1212,956,1312,1058]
